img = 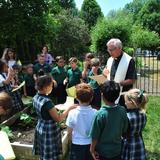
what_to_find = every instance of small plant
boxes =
[20,113,34,125]
[0,125,13,138]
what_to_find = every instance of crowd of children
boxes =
[0,46,149,160]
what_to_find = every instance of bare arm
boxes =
[49,105,76,123]
[120,79,136,86]
[90,139,99,160]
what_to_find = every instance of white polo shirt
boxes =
[66,105,97,145]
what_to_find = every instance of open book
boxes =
[89,74,107,85]
[12,81,25,92]
[55,96,75,110]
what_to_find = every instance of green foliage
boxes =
[52,10,90,59]
[20,113,34,125]
[90,18,131,57]
[123,0,145,22]
[130,25,160,50]
[137,0,160,35]
[80,0,103,30]
[0,125,13,138]
[123,47,134,56]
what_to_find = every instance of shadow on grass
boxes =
[146,150,160,160]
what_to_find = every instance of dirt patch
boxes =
[10,118,36,145]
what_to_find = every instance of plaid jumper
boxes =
[122,109,147,160]
[33,94,62,160]
[0,73,23,112]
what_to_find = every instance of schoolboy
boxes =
[88,58,102,109]
[33,53,51,76]
[90,80,128,160]
[66,83,96,160]
[51,56,67,104]
[64,57,82,88]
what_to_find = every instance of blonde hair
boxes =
[91,58,100,67]
[125,88,148,111]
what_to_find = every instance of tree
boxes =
[137,0,160,35]
[80,0,103,30]
[0,0,48,61]
[52,10,90,59]
[48,0,78,16]
[124,0,145,22]
[90,17,131,62]
[130,25,160,50]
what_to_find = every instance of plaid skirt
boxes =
[33,120,62,160]
[121,136,146,160]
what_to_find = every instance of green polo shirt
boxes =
[51,66,67,85]
[67,67,82,88]
[33,63,51,75]
[88,68,102,89]
[24,74,35,87]
[90,105,128,158]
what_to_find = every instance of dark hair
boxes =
[4,48,16,61]
[101,80,120,103]
[0,92,12,110]
[76,83,94,103]
[85,53,95,59]
[55,56,64,63]
[69,57,78,63]
[0,60,7,73]
[35,75,53,91]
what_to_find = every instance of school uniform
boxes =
[66,105,96,160]
[33,63,51,75]
[33,93,62,160]
[88,68,102,109]
[90,105,128,159]
[0,73,24,113]
[51,66,67,104]
[122,109,147,160]
[67,67,82,88]
[23,74,36,96]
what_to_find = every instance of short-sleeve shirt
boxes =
[109,53,137,92]
[90,105,128,158]
[33,63,51,75]
[66,105,97,145]
[51,66,67,85]
[23,74,35,87]
[67,67,82,88]
[41,99,54,120]
[88,68,102,89]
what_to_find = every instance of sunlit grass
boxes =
[144,96,160,159]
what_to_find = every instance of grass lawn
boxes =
[144,96,160,160]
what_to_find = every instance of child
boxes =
[51,56,67,104]
[88,58,102,109]
[32,75,76,160]
[82,53,95,82]
[41,45,54,65]
[23,64,36,97]
[121,89,148,160]
[90,80,128,160]
[33,53,52,77]
[66,83,97,160]
[64,57,82,88]
[1,48,17,68]
[0,60,23,113]
[0,91,12,122]
[0,91,12,159]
